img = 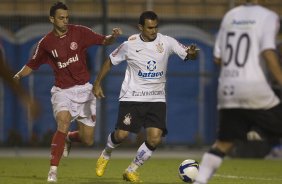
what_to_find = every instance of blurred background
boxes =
[0,0,282,156]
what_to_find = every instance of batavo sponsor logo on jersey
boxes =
[138,60,164,79]
[132,90,165,96]
[57,54,79,69]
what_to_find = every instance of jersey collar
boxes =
[139,34,157,42]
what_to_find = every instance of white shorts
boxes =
[51,82,96,127]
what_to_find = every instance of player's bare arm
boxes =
[185,44,199,60]
[0,60,40,120]
[0,59,24,93]
[103,28,122,45]
[13,65,41,120]
[93,58,113,99]
[0,59,30,101]
[263,49,282,85]
[13,65,33,80]
[214,57,221,65]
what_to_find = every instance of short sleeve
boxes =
[109,42,128,65]
[260,12,280,52]
[80,26,105,47]
[166,36,187,60]
[213,17,226,59]
[26,40,48,70]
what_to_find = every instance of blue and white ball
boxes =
[178,159,199,183]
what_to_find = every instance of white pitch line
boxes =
[215,174,282,181]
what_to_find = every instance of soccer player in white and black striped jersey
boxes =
[93,11,199,182]
[194,1,282,183]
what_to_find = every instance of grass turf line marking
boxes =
[215,174,282,181]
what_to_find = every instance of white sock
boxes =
[50,166,57,172]
[102,133,120,159]
[66,133,71,142]
[126,142,153,172]
[194,152,223,184]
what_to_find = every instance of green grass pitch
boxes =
[1,157,282,184]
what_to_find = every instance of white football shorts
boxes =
[51,82,96,127]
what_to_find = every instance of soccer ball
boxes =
[178,159,199,183]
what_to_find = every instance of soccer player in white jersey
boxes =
[93,11,198,182]
[193,1,282,184]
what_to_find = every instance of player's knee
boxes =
[145,140,158,151]
[146,137,162,148]
[56,121,71,133]
[56,115,72,133]
[83,138,94,146]
[114,130,129,142]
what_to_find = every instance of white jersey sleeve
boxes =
[110,42,128,65]
[213,21,225,59]
[165,36,188,60]
[215,5,280,109]
[260,12,280,52]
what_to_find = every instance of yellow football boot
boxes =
[122,170,142,183]
[96,155,109,177]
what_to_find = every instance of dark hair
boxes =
[139,11,158,26]
[49,1,68,17]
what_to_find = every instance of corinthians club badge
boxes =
[123,113,132,125]
[156,42,164,53]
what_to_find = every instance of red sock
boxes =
[67,131,81,143]
[50,131,66,166]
